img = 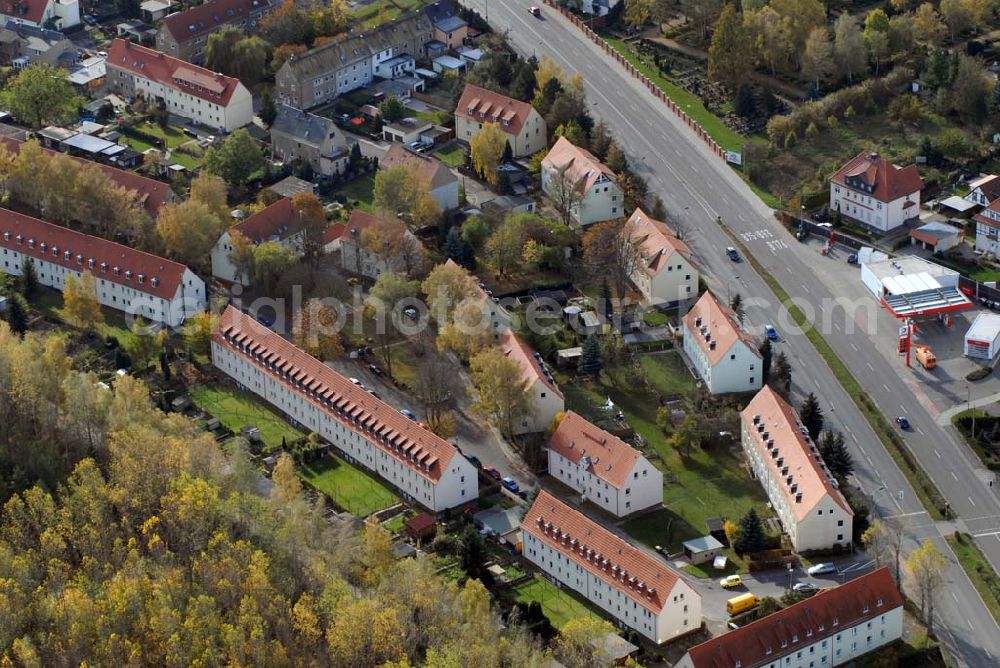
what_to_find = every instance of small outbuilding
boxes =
[910,221,964,253]
[404,513,438,541]
[964,311,1000,360]
[682,535,725,565]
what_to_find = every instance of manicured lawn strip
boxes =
[725,231,948,520]
[601,34,745,154]
[432,144,467,168]
[299,454,399,517]
[513,576,602,629]
[946,533,1000,628]
[189,383,305,448]
[333,174,376,212]
[638,352,697,397]
[352,0,430,28]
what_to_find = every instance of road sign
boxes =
[726,151,742,166]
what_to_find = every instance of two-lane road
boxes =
[463,1,1000,663]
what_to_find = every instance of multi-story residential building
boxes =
[682,291,762,395]
[106,39,253,132]
[676,567,902,668]
[212,305,478,511]
[380,143,458,211]
[523,491,700,644]
[328,209,422,279]
[441,258,512,338]
[155,0,273,64]
[627,207,698,307]
[0,206,204,326]
[424,0,467,49]
[0,0,79,29]
[270,104,350,177]
[548,410,663,517]
[0,21,75,68]
[741,386,854,553]
[965,174,1000,208]
[829,151,922,233]
[500,330,563,434]
[211,197,304,285]
[541,136,622,227]
[275,12,433,109]
[973,198,1000,255]
[0,137,178,218]
[455,83,547,158]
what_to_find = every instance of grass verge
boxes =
[299,454,399,517]
[512,576,602,629]
[189,383,305,448]
[725,231,949,520]
[945,532,1000,627]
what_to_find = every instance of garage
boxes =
[964,312,1000,360]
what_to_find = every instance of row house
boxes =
[626,207,698,307]
[275,12,433,109]
[682,291,762,395]
[0,0,78,29]
[326,209,423,279]
[500,330,563,435]
[677,567,902,668]
[211,197,304,286]
[455,83,547,158]
[442,258,512,338]
[548,410,663,517]
[523,491,700,644]
[106,38,253,132]
[829,151,922,233]
[380,143,458,211]
[0,207,204,326]
[271,104,350,177]
[741,386,854,553]
[541,136,622,227]
[155,0,273,64]
[212,305,478,511]
[973,198,1000,256]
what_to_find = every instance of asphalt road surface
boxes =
[461,1,1000,663]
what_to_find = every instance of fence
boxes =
[541,0,726,162]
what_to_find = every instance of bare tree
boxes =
[413,353,458,423]
[547,161,586,228]
[907,539,946,632]
[582,218,644,306]
[862,517,904,584]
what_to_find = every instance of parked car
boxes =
[720,574,743,589]
[349,377,362,385]
[847,253,859,265]
[765,324,779,341]
[83,13,99,25]
[726,246,741,262]
[466,455,482,469]
[482,466,501,480]
[501,477,520,493]
[401,408,417,420]
[807,562,837,576]
[367,389,381,399]
[793,582,820,594]
[895,416,911,430]
[529,5,541,16]
[368,363,382,376]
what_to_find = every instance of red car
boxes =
[482,466,502,480]
[529,6,541,16]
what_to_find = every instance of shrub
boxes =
[967,366,992,381]
[806,122,819,138]
[783,131,798,148]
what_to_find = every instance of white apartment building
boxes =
[548,410,662,517]
[500,331,564,434]
[741,386,854,553]
[523,491,700,644]
[0,0,79,29]
[829,151,922,233]
[682,291,762,395]
[627,208,698,307]
[965,174,1000,208]
[541,136,622,227]
[455,83,547,158]
[107,38,253,132]
[0,207,204,327]
[677,567,902,668]
[212,306,478,511]
[973,198,1000,255]
[326,210,423,279]
[212,197,304,285]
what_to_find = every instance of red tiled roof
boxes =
[683,292,761,366]
[0,137,175,217]
[541,136,616,192]
[549,411,641,489]
[0,0,48,25]
[968,174,1000,202]
[232,197,297,243]
[108,39,242,106]
[500,330,562,398]
[213,306,459,482]
[830,151,923,203]
[741,386,853,520]
[456,83,536,135]
[683,567,902,668]
[627,208,693,276]
[0,206,189,300]
[324,209,403,244]
[381,143,452,190]
[523,491,685,614]
[162,0,273,43]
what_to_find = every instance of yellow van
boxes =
[726,593,760,616]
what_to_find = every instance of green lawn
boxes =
[513,576,602,629]
[383,510,414,534]
[681,550,745,578]
[299,455,399,517]
[333,174,376,212]
[565,364,768,553]
[602,34,746,154]
[353,0,432,28]
[32,287,140,350]
[414,109,452,126]
[189,383,305,448]
[120,121,204,169]
[432,144,467,168]
[946,533,1000,627]
[638,352,696,398]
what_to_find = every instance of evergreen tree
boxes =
[444,225,474,269]
[729,292,745,325]
[3,292,28,334]
[760,338,772,382]
[734,508,766,555]
[260,91,277,127]
[734,82,756,119]
[651,194,667,221]
[502,140,513,163]
[770,351,791,396]
[598,278,613,318]
[19,257,37,299]
[799,391,824,440]
[160,351,171,381]
[578,336,603,377]
[496,169,513,195]
[820,430,854,479]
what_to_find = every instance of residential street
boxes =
[459,1,1000,664]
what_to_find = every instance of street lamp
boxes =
[800,205,806,224]
[968,385,977,440]
[786,562,794,592]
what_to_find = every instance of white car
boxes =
[807,562,837,576]
[349,377,362,385]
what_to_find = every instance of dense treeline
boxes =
[0,323,550,666]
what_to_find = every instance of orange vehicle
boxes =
[914,344,936,370]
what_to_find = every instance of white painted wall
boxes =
[512,378,563,435]
[633,253,698,306]
[830,183,920,233]
[547,449,663,516]
[455,108,547,158]
[110,68,253,131]
[682,330,761,395]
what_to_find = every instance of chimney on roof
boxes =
[869,151,879,161]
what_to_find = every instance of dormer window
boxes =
[76,254,83,265]
[51,246,58,257]
[125,270,133,280]
[100,262,108,272]
[2,232,9,241]
[14,234,22,245]
[138,273,146,285]
[113,266,121,277]
[27,239,34,249]
[151,277,159,288]
[63,250,71,260]
[88,258,95,269]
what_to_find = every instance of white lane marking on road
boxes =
[851,433,859,444]
[969,618,975,631]
[850,343,859,352]
[866,455,873,466]
[952,471,959,481]
[738,214,747,223]
[801,283,810,294]
[951,591,960,603]
[970,496,977,507]
[915,426,923,435]
[882,383,889,392]
[899,405,907,414]
[934,449,941,459]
